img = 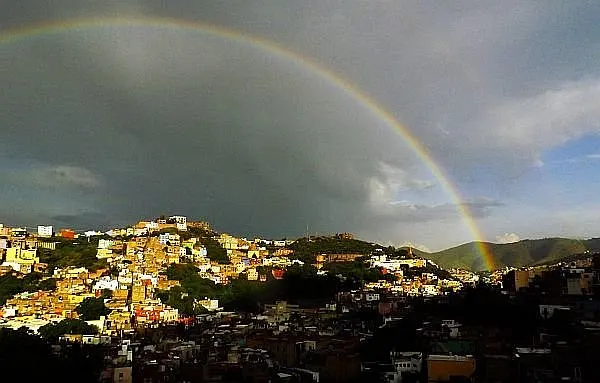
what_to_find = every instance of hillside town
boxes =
[0,217,471,335]
[0,217,600,382]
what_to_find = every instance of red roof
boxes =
[271,269,285,280]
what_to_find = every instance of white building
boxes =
[93,277,120,291]
[365,293,381,302]
[159,233,180,246]
[98,239,114,249]
[145,221,159,231]
[392,351,422,374]
[37,225,53,238]
[170,215,187,231]
[106,229,127,237]
[84,230,103,237]
[370,255,427,271]
[134,227,148,236]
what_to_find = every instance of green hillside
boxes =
[287,236,379,263]
[423,238,600,271]
[284,235,600,272]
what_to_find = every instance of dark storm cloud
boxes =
[0,23,428,241]
[52,212,111,228]
[4,1,600,249]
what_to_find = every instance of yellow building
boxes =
[113,289,130,301]
[5,247,39,265]
[96,248,113,259]
[106,310,132,332]
[247,268,259,281]
[131,285,147,303]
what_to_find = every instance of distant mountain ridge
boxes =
[418,237,600,271]
[286,235,600,272]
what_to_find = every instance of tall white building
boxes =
[37,225,53,238]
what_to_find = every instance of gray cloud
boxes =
[27,165,102,189]
[52,212,111,229]
[383,198,503,223]
[2,1,600,249]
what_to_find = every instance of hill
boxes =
[287,236,381,263]
[423,237,600,271]
[284,235,600,272]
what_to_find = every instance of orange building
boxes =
[427,355,476,382]
[59,229,76,240]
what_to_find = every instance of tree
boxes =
[0,272,56,305]
[38,241,107,271]
[101,289,113,299]
[0,274,28,305]
[0,327,104,382]
[288,236,377,263]
[164,263,220,302]
[75,297,110,320]
[201,237,229,264]
[38,278,57,291]
[156,287,207,316]
[38,319,98,341]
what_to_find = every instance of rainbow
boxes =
[0,15,494,270]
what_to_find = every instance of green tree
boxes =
[38,319,98,341]
[287,236,377,263]
[156,287,207,316]
[0,274,26,305]
[38,240,107,271]
[201,237,229,264]
[75,297,110,320]
[38,278,57,291]
[0,273,57,305]
[164,263,220,300]
[0,327,105,382]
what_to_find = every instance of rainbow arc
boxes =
[0,15,494,270]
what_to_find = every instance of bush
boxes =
[75,297,110,320]
[38,319,98,341]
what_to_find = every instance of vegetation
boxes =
[159,260,394,312]
[423,237,600,271]
[200,237,229,264]
[324,260,392,289]
[287,236,378,263]
[38,319,98,341]
[0,327,104,382]
[38,239,107,272]
[401,263,454,281]
[156,287,201,316]
[75,297,110,320]
[0,272,56,305]
[164,263,220,298]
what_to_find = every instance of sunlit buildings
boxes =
[169,215,187,231]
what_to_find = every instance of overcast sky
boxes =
[2,1,600,251]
